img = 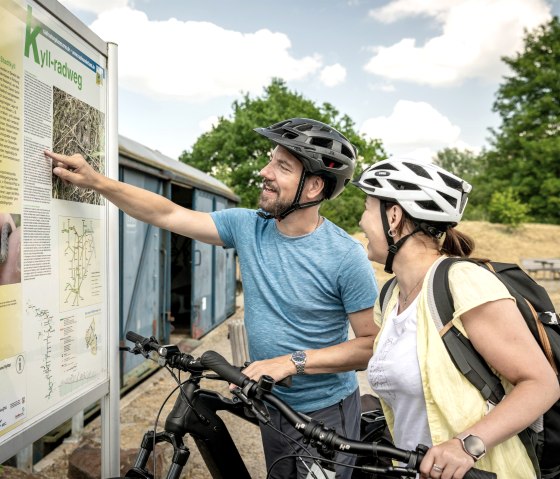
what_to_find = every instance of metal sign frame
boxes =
[0,0,119,474]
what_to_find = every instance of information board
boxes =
[0,0,116,465]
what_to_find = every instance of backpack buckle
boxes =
[540,312,559,325]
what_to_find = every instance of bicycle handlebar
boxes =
[125,332,496,479]
[125,330,204,373]
[200,350,252,388]
[199,350,497,479]
[126,330,161,352]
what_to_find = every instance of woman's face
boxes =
[359,196,387,263]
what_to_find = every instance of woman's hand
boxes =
[419,439,475,479]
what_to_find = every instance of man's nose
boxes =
[260,162,273,178]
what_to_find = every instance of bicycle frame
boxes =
[124,373,258,479]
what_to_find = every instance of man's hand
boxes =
[241,356,295,384]
[46,151,100,189]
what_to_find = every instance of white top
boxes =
[367,296,432,451]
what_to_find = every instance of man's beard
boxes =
[258,190,293,218]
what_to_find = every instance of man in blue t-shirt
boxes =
[47,118,378,479]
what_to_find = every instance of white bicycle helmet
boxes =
[353,158,472,273]
[352,158,472,224]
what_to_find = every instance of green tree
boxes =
[433,147,482,180]
[486,17,560,224]
[487,188,529,227]
[433,147,489,220]
[180,79,386,230]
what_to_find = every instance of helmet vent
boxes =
[417,200,443,212]
[283,132,299,140]
[322,156,343,169]
[341,144,354,159]
[364,178,381,188]
[309,137,333,149]
[372,163,398,171]
[388,180,421,191]
[296,124,313,132]
[438,191,457,208]
[403,162,431,179]
[438,172,462,190]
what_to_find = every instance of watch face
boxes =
[291,351,306,374]
[292,351,305,363]
[463,435,486,458]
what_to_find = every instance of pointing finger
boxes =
[44,150,84,169]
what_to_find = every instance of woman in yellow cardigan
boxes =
[352,158,559,479]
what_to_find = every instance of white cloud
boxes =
[319,64,347,87]
[361,100,463,160]
[365,0,551,86]
[60,0,130,14]
[369,0,455,23]
[88,7,322,101]
[369,82,396,92]
[199,116,219,133]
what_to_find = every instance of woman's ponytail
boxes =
[440,227,475,257]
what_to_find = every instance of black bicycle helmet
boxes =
[254,118,357,200]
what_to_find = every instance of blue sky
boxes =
[60,0,559,163]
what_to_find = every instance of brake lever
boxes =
[231,386,271,424]
[121,344,149,357]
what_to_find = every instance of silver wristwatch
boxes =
[290,350,307,375]
[455,433,486,461]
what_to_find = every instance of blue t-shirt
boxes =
[211,208,378,412]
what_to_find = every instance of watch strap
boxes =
[291,351,306,375]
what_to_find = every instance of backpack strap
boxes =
[428,257,506,405]
[379,277,397,321]
[427,258,543,477]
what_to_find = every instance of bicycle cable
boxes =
[147,366,207,479]
[262,421,325,479]
[266,452,411,479]
[166,365,207,423]
[150,375,186,478]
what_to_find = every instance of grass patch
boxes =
[354,221,560,310]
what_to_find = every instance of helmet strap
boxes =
[257,170,324,221]
[380,200,421,274]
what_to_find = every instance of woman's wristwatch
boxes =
[455,433,486,461]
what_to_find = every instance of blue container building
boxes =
[117,136,239,386]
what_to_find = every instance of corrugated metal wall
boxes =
[118,140,238,385]
[119,167,166,384]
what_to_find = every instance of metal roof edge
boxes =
[118,135,239,203]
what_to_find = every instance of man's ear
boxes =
[305,175,325,201]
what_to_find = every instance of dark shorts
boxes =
[259,388,361,479]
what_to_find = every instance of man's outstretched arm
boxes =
[47,151,223,245]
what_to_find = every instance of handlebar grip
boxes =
[464,468,497,479]
[126,331,145,344]
[125,331,160,352]
[200,350,250,387]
